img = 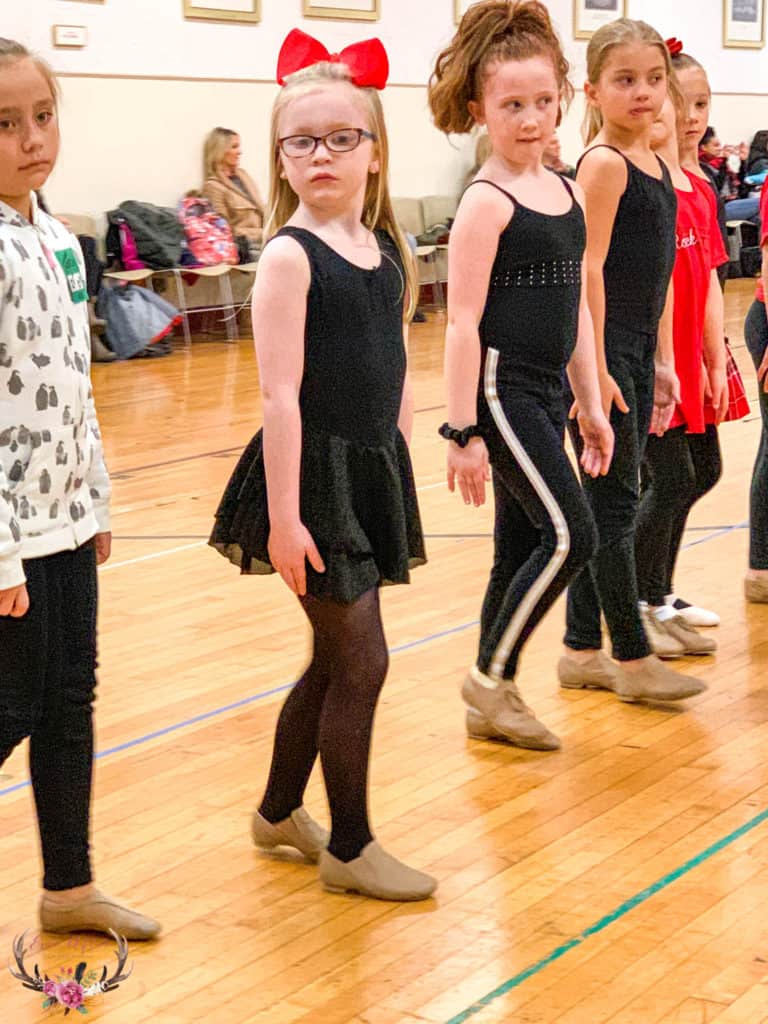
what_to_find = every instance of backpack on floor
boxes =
[178,196,237,266]
[96,284,181,359]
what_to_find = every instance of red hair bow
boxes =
[666,37,684,56]
[277,28,389,89]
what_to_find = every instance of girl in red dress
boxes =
[634,58,730,653]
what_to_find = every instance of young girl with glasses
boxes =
[210,29,434,901]
[428,0,613,750]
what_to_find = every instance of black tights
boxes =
[258,586,388,862]
[635,424,722,606]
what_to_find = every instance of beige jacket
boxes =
[202,168,264,244]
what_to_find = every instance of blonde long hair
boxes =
[0,38,59,105]
[266,62,417,319]
[203,126,237,183]
[583,19,674,144]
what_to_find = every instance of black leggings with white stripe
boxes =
[477,355,596,681]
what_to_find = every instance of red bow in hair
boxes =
[277,28,389,89]
[665,37,684,56]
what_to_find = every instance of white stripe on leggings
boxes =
[484,348,571,680]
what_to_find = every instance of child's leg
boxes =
[635,427,696,606]
[0,550,94,889]
[259,587,387,863]
[30,545,97,892]
[3,545,159,938]
[0,558,48,769]
[664,425,722,597]
[258,634,333,825]
[478,396,596,681]
[566,336,653,663]
[315,588,387,862]
[745,301,768,571]
[477,468,539,673]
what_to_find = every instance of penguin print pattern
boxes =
[0,194,111,590]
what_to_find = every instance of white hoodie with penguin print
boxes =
[0,194,111,590]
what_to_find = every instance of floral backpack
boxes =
[178,196,238,266]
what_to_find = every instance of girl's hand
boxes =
[599,373,629,418]
[268,522,325,597]
[757,348,768,394]
[94,531,112,565]
[651,362,680,436]
[447,436,490,507]
[577,408,614,478]
[705,365,728,424]
[0,583,29,618]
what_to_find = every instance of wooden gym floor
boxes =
[1,279,767,1023]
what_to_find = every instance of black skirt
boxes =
[209,426,426,604]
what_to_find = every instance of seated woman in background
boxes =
[700,126,760,226]
[202,127,265,259]
[747,130,768,180]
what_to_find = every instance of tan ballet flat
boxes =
[39,889,161,941]
[320,841,436,901]
[251,806,329,863]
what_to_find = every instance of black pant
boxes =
[0,544,98,891]
[565,324,656,661]
[635,424,722,605]
[745,299,768,569]
[478,351,596,680]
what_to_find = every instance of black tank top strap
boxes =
[465,178,517,204]
[575,143,628,173]
[556,173,576,200]
[656,155,672,185]
[467,174,575,206]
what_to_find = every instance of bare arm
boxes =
[566,183,606,415]
[756,240,768,392]
[253,237,324,594]
[576,148,630,416]
[444,186,507,428]
[0,273,26,614]
[650,279,680,436]
[397,309,415,442]
[0,462,26,616]
[702,267,728,422]
[443,184,510,505]
[565,183,614,476]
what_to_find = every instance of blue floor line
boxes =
[2,515,761,1019]
[445,804,768,1023]
[0,619,480,799]
[0,520,744,799]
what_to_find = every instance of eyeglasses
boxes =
[278,128,376,158]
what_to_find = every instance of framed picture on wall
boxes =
[182,0,260,24]
[723,0,766,48]
[303,0,380,20]
[573,0,627,39]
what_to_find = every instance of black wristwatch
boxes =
[438,422,483,447]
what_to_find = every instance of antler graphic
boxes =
[95,931,132,994]
[10,929,133,1002]
[8,932,45,992]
